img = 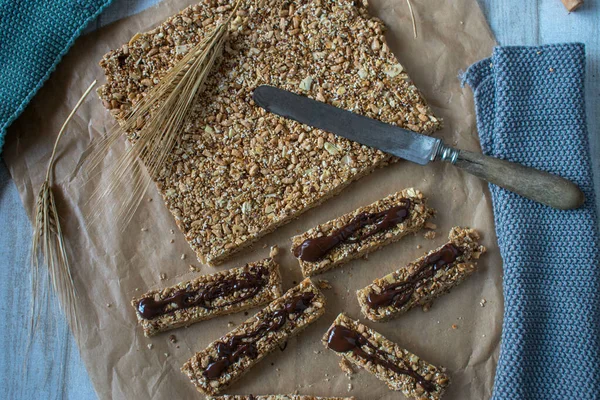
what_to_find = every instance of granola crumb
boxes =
[452,324,458,329]
[170,239,175,243]
[348,383,353,392]
[189,264,198,272]
[106,303,112,308]
[170,229,174,234]
[169,334,177,343]
[416,244,422,249]
[147,344,153,350]
[317,279,332,290]
[148,198,153,202]
[339,358,355,375]
[227,321,235,328]
[425,222,437,230]
[269,245,279,258]
[262,243,268,249]
[424,230,437,240]
[480,298,487,307]
[180,254,186,260]
[141,228,148,232]
[422,302,432,312]
[164,353,169,357]
[159,272,167,281]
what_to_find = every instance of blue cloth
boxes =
[462,44,600,399]
[0,0,113,151]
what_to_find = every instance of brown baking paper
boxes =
[3,0,500,399]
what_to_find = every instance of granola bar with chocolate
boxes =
[323,314,449,399]
[357,227,486,322]
[132,258,282,337]
[208,396,354,400]
[291,188,433,277]
[98,0,442,266]
[182,279,325,395]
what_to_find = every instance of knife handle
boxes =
[449,149,585,210]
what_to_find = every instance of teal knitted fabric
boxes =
[0,0,113,151]
[463,44,600,398]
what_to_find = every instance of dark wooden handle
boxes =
[454,150,585,210]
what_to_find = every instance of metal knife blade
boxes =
[252,85,441,165]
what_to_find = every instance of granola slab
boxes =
[182,278,325,395]
[323,314,450,399]
[98,0,441,266]
[357,227,486,322]
[132,258,282,337]
[291,188,433,277]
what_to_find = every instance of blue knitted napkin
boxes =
[0,0,113,151]
[462,44,600,399]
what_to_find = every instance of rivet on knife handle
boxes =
[435,145,585,210]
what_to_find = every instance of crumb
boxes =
[148,198,153,202]
[262,243,268,248]
[159,272,167,280]
[135,288,140,291]
[269,245,279,258]
[482,334,486,338]
[147,344,153,350]
[339,358,355,375]
[348,383,353,392]
[416,244,422,249]
[189,264,198,272]
[424,231,437,240]
[106,303,112,308]
[141,228,148,232]
[452,324,458,329]
[317,279,332,290]
[425,222,437,230]
[480,298,487,307]
[170,239,175,243]
[181,254,186,260]
[227,321,235,328]
[314,350,321,355]
[325,378,330,382]
[170,229,174,234]
[457,316,463,320]
[164,353,169,357]
[549,67,555,72]
[422,302,432,312]
[169,335,177,344]
[176,345,180,349]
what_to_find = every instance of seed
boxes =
[324,142,340,155]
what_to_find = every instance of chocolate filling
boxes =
[327,324,436,392]
[366,243,461,309]
[203,292,316,380]
[137,267,268,320]
[293,200,411,262]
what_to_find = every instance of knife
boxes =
[253,85,584,210]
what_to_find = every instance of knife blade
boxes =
[252,85,585,210]
[252,85,442,165]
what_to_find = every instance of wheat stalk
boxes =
[30,81,97,338]
[85,1,241,228]
[406,0,417,39]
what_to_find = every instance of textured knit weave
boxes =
[463,44,600,399]
[0,0,113,151]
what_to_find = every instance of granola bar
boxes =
[357,227,486,322]
[182,278,325,395]
[323,314,449,399]
[208,396,354,400]
[291,188,433,277]
[132,258,282,337]
[98,0,442,266]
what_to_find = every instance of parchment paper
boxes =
[3,1,500,399]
